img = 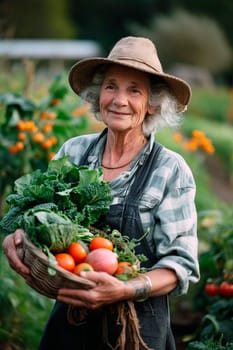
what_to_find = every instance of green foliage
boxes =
[0,236,54,349]
[157,88,233,347]
[187,207,233,345]
[2,0,76,39]
[0,73,89,217]
[198,208,233,281]
[182,114,233,174]
[176,0,233,50]
[156,127,225,212]
[0,157,113,253]
[189,88,231,123]
[128,9,232,73]
[187,336,233,349]
[69,0,159,51]
[67,0,233,59]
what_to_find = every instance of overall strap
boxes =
[127,141,163,201]
[78,128,108,165]
[119,141,163,267]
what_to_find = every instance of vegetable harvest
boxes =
[0,156,113,251]
[0,156,147,280]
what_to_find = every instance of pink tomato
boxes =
[86,248,118,275]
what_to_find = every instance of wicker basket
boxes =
[17,234,96,299]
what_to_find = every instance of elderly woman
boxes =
[2,36,200,350]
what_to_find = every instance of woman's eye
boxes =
[131,88,140,94]
[105,84,115,90]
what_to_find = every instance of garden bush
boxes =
[156,127,224,212]
[188,88,232,124]
[0,234,54,349]
[181,114,233,176]
[186,336,233,350]
[0,73,90,216]
[185,207,233,347]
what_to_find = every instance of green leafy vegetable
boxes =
[0,156,113,253]
[109,229,148,267]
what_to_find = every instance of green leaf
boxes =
[0,93,36,112]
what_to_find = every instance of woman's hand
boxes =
[57,268,178,309]
[57,270,134,310]
[2,229,30,279]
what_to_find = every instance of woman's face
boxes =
[99,64,154,133]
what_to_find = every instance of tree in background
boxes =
[1,0,233,46]
[128,9,232,75]
[1,0,233,54]
[68,0,156,52]
[177,0,233,52]
[68,0,233,53]
[0,0,76,39]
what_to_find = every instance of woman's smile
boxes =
[108,109,131,118]
[99,64,151,132]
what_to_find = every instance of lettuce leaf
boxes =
[0,156,113,252]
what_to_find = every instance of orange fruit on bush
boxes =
[16,120,26,131]
[41,139,53,149]
[89,236,113,251]
[8,145,18,154]
[50,98,61,106]
[33,132,45,143]
[15,141,24,151]
[42,123,53,133]
[47,152,56,160]
[49,136,58,145]
[18,132,26,141]
[55,253,75,272]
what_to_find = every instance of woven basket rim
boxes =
[21,233,96,289]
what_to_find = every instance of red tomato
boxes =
[219,281,233,297]
[55,253,75,272]
[86,248,118,275]
[68,242,88,263]
[73,262,94,276]
[89,236,113,251]
[204,283,219,297]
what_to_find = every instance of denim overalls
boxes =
[38,132,176,350]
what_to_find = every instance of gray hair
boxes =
[80,64,183,137]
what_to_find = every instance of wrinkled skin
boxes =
[2,229,177,309]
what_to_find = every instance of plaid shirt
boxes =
[54,131,200,296]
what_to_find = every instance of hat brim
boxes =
[69,57,191,112]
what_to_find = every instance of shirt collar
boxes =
[87,131,155,168]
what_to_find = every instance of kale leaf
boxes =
[0,156,113,252]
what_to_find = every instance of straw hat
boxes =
[69,36,191,112]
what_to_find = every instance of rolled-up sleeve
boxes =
[149,150,200,296]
